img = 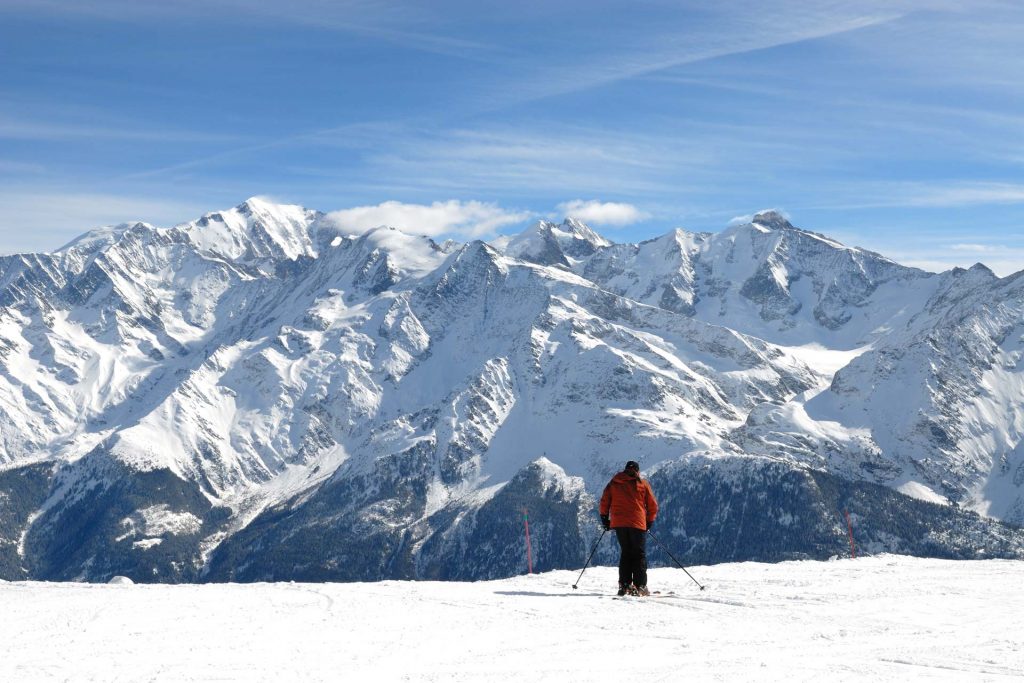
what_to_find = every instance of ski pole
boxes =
[648,530,705,591]
[571,528,607,589]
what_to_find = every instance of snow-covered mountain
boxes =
[1,201,1022,582]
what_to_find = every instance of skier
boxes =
[599,460,658,596]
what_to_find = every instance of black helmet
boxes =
[624,460,640,473]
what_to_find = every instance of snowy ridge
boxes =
[1,199,1023,582]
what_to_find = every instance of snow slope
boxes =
[3,556,1022,681]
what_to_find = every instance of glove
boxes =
[600,515,610,530]
[646,520,654,532]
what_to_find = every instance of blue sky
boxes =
[1,0,1022,274]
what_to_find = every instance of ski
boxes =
[612,590,678,600]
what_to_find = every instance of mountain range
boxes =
[2,198,1023,582]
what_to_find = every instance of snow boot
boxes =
[635,585,650,597]
[617,583,630,597]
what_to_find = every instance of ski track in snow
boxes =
[2,555,1022,682]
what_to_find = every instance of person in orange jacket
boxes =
[599,460,659,596]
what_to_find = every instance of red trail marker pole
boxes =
[523,508,533,574]
[844,509,857,559]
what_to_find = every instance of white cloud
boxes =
[325,200,530,238]
[855,236,1024,278]
[1,0,493,59]
[0,191,209,255]
[0,159,46,174]
[805,182,1024,211]
[0,116,239,143]
[556,199,648,227]
[899,257,1024,278]
[487,4,908,108]
[950,243,999,253]
[902,183,1024,208]
[344,125,690,198]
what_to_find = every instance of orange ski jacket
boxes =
[599,471,658,530]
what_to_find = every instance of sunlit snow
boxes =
[3,556,1021,681]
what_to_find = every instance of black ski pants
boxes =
[614,527,647,588]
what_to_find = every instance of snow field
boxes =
[2,555,1022,682]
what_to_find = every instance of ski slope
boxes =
[3,555,1022,681]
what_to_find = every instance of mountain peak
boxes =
[739,210,860,255]
[949,262,997,282]
[505,218,611,266]
[180,199,317,262]
[55,222,153,256]
[234,196,314,221]
[751,210,795,231]
[560,217,612,248]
